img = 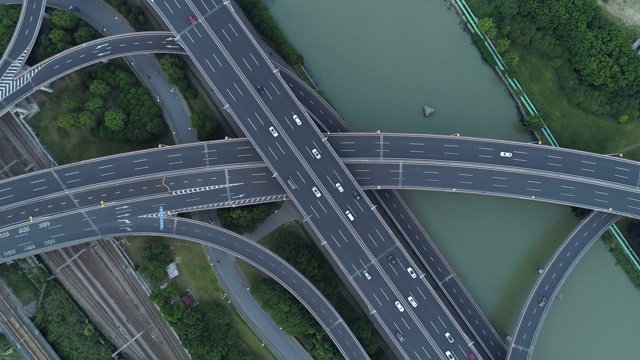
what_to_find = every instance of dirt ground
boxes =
[599,0,640,27]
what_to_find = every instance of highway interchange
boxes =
[0,1,638,359]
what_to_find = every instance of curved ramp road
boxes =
[0,32,185,114]
[507,212,619,360]
[0,0,46,77]
[0,210,368,360]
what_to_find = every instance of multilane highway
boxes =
[149,2,480,359]
[1,1,635,359]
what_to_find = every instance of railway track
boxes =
[0,109,188,360]
[0,288,50,360]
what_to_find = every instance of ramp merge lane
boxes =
[150,1,479,359]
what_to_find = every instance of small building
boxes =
[180,289,199,309]
[166,262,179,279]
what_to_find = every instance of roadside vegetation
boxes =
[467,0,640,158]
[35,282,116,360]
[123,237,276,360]
[0,262,40,305]
[218,202,282,234]
[602,230,640,290]
[240,223,390,359]
[0,5,20,53]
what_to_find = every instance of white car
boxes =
[394,301,405,312]
[445,332,454,343]
[269,126,278,137]
[500,151,512,157]
[407,296,417,307]
[407,267,417,278]
[362,269,371,280]
[312,148,321,159]
[293,114,302,125]
[312,186,321,198]
[445,351,456,360]
[335,183,344,192]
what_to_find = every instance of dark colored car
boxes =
[386,252,396,264]
[352,189,361,200]
[68,5,78,11]
[256,84,266,94]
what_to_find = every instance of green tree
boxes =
[191,112,220,141]
[104,108,127,132]
[0,5,21,53]
[78,111,98,130]
[138,244,172,286]
[57,113,79,129]
[51,9,79,30]
[496,38,510,53]
[74,26,97,44]
[523,114,545,131]
[89,79,111,96]
[618,115,629,124]
[218,202,281,234]
[85,97,105,114]
[503,51,519,72]
[47,28,73,51]
[477,18,497,39]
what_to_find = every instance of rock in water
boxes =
[423,106,435,117]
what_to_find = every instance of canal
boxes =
[263,0,640,358]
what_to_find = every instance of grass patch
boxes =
[122,236,276,360]
[28,68,174,165]
[513,46,640,159]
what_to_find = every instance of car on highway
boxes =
[189,15,197,25]
[396,331,405,342]
[468,354,476,359]
[394,301,405,312]
[351,189,361,200]
[287,178,297,189]
[362,269,371,280]
[312,148,321,159]
[407,296,417,307]
[500,151,512,157]
[445,332,454,343]
[445,351,456,360]
[345,210,355,221]
[335,183,344,192]
[312,186,321,198]
[538,296,547,307]
[269,126,278,137]
[293,114,302,125]
[256,84,266,94]
[68,5,79,11]
[386,252,396,264]
[407,267,417,278]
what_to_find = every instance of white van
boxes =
[345,210,355,221]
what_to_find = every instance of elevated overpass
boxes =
[0,1,629,358]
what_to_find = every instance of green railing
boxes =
[454,0,638,270]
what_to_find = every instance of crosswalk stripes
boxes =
[0,48,42,100]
